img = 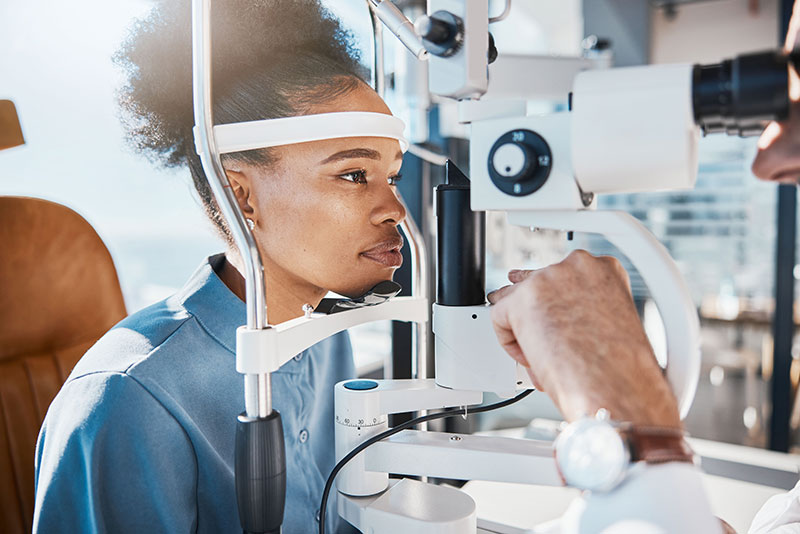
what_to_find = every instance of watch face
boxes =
[555,418,630,492]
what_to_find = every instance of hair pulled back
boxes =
[115,0,367,243]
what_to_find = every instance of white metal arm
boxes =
[507,210,701,419]
[236,296,428,376]
[365,430,561,485]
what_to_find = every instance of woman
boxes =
[32,1,404,532]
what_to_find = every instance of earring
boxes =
[246,219,255,230]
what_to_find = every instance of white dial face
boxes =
[492,142,526,177]
[556,418,629,492]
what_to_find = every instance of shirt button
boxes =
[315,509,321,522]
[299,429,309,443]
[294,352,303,362]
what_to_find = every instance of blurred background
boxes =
[1,0,796,453]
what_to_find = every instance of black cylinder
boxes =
[693,50,789,136]
[436,161,486,306]
[236,411,286,534]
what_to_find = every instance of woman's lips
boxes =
[361,237,404,268]
[361,249,403,267]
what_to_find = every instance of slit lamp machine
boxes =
[190,0,794,532]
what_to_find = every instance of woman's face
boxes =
[227,82,407,299]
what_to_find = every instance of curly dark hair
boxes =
[114,0,368,243]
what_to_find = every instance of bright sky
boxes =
[0,0,195,235]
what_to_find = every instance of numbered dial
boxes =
[335,413,386,428]
[488,129,553,197]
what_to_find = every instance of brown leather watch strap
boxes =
[623,425,695,464]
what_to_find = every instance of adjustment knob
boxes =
[487,130,552,197]
[415,15,451,45]
[415,10,463,57]
[491,142,536,181]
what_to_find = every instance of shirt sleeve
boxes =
[558,462,724,534]
[749,480,800,534]
[33,372,198,534]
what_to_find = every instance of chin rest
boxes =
[315,280,402,314]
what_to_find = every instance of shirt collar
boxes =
[176,253,245,354]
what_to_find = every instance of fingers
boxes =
[489,289,544,391]
[487,283,516,304]
[487,269,537,304]
[525,368,545,392]
[717,518,737,534]
[489,297,530,368]
[508,269,535,283]
[561,250,633,295]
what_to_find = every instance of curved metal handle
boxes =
[508,210,701,419]
[191,0,271,418]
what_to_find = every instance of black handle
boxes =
[436,161,486,306]
[236,411,286,534]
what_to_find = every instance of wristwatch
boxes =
[553,409,695,492]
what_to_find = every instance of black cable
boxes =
[318,389,534,534]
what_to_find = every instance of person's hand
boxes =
[752,0,800,184]
[488,250,681,428]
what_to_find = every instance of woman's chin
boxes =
[335,273,397,299]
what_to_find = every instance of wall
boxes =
[651,0,780,64]
[584,0,651,66]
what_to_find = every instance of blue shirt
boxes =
[33,254,357,533]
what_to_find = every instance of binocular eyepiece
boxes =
[693,50,794,136]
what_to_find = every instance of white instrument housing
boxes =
[572,64,700,194]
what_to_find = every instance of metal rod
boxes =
[403,198,430,380]
[368,0,428,60]
[407,143,449,167]
[367,0,430,383]
[191,0,271,417]
[489,0,512,23]
[367,1,386,97]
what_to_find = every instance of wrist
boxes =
[554,409,695,492]
[554,382,682,429]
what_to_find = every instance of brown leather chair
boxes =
[0,100,25,150]
[0,197,127,533]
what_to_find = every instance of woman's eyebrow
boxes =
[318,147,404,165]
[319,148,380,164]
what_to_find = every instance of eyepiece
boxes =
[692,50,789,136]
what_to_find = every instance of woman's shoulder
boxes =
[67,294,195,382]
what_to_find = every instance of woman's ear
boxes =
[225,168,258,223]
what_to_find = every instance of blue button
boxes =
[344,380,378,391]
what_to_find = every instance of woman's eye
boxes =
[338,169,368,184]
[388,173,402,186]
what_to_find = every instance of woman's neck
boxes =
[219,251,326,325]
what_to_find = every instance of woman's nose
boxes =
[370,183,407,227]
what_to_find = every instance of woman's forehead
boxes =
[282,135,404,163]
